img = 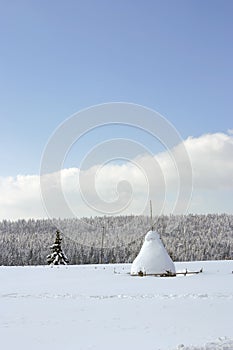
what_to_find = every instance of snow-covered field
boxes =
[0,261,232,350]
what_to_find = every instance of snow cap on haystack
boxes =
[131,230,175,275]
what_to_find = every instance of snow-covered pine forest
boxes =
[0,214,232,266]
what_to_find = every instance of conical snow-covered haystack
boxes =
[131,230,176,276]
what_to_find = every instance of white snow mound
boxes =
[131,230,176,275]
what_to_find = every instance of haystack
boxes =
[131,230,176,276]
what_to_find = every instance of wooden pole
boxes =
[150,200,154,230]
[100,226,105,264]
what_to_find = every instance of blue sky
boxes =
[0,0,232,176]
[0,1,233,217]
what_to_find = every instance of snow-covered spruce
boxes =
[47,230,69,265]
[131,230,176,276]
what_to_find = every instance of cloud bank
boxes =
[0,132,232,220]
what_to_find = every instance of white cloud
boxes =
[0,132,233,219]
[184,133,233,189]
[0,175,44,219]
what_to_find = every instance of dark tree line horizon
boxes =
[0,214,232,266]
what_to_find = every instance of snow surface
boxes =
[0,260,232,350]
[131,230,176,275]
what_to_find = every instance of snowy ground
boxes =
[0,261,232,350]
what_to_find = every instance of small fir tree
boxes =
[47,230,69,265]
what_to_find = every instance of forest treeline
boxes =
[0,214,232,266]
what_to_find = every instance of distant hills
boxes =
[0,214,232,265]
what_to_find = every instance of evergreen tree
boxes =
[47,230,69,265]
